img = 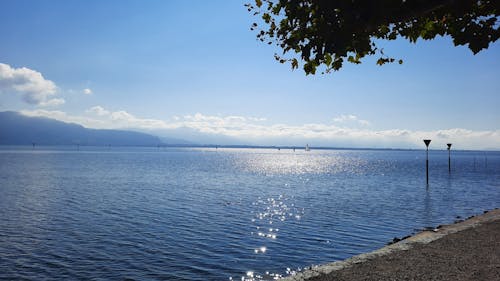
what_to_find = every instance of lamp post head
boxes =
[447,143,452,150]
[423,139,431,147]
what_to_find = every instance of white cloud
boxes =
[18,108,500,150]
[0,63,64,106]
[333,114,356,122]
[39,98,65,107]
[85,106,174,129]
[358,120,370,126]
[82,88,92,95]
[333,114,370,126]
[86,106,110,116]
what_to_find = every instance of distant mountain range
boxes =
[0,111,188,146]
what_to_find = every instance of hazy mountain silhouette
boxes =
[0,111,187,146]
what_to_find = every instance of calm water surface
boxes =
[0,146,499,280]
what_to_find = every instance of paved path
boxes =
[284,209,500,281]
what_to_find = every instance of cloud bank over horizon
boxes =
[0,63,64,107]
[18,108,500,150]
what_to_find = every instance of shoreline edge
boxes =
[283,208,500,281]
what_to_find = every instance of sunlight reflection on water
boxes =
[1,147,499,281]
[244,194,307,280]
[233,149,366,175]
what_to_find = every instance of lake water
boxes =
[0,146,499,280]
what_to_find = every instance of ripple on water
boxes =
[0,148,499,281]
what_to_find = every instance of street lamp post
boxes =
[424,139,431,185]
[447,143,452,173]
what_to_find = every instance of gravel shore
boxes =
[285,208,500,281]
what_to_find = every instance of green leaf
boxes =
[248,0,497,75]
[262,13,271,23]
[303,62,316,75]
[324,53,332,66]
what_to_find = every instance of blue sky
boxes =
[1,0,499,149]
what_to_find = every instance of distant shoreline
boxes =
[0,144,498,153]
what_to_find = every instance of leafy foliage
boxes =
[246,0,499,74]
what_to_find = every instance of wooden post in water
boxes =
[447,143,452,173]
[424,139,431,186]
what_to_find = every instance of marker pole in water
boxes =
[447,143,452,173]
[424,139,431,186]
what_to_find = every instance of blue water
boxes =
[0,146,499,280]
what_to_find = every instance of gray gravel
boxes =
[306,219,500,281]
